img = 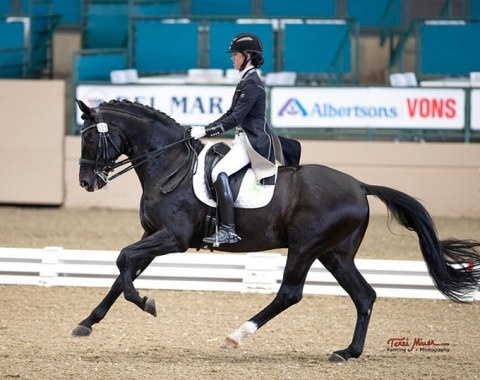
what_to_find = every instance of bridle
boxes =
[79,121,122,183]
[79,109,198,193]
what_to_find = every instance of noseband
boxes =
[79,108,198,193]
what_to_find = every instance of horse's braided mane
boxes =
[100,99,181,127]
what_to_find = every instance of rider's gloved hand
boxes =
[187,126,206,140]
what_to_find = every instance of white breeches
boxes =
[212,131,250,182]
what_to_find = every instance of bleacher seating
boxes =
[389,1,480,77]
[0,3,12,14]
[346,0,401,28]
[282,21,357,82]
[30,14,61,77]
[82,0,129,49]
[73,48,127,82]
[131,18,199,74]
[130,0,183,16]
[208,21,274,72]
[51,0,81,27]
[0,20,28,78]
[189,0,252,17]
[71,0,480,84]
[0,1,59,78]
[262,0,336,17]
[417,20,480,77]
[472,0,480,17]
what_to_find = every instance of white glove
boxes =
[189,126,206,140]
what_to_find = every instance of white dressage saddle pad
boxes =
[193,142,276,209]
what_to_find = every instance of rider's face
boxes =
[231,51,249,71]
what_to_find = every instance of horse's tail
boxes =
[363,183,480,303]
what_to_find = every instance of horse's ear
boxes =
[76,99,92,118]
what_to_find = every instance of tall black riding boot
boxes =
[203,172,240,246]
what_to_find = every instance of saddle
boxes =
[192,142,276,210]
[194,142,278,251]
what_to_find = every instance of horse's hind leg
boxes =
[222,250,316,348]
[319,252,376,362]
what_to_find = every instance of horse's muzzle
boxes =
[79,179,95,192]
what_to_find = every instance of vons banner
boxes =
[270,87,465,129]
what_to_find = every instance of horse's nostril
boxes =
[79,180,88,188]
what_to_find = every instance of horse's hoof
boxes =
[144,297,157,317]
[220,336,239,349]
[329,352,347,363]
[71,325,92,337]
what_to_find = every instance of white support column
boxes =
[242,252,283,294]
[39,246,62,286]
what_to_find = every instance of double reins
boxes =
[80,112,198,193]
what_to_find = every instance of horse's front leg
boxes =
[71,258,153,337]
[116,229,181,317]
[71,275,124,336]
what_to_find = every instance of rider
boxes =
[188,33,286,246]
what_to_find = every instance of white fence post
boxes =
[39,246,62,286]
[242,252,282,294]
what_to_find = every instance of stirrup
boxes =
[203,225,241,247]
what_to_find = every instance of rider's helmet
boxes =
[227,33,264,69]
[227,33,263,54]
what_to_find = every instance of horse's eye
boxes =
[82,133,95,145]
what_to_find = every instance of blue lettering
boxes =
[171,97,187,113]
[210,97,223,113]
[190,97,205,113]
[305,103,398,118]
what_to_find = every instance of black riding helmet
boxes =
[227,33,264,70]
[227,33,263,54]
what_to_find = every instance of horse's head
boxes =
[77,99,126,192]
[76,98,197,194]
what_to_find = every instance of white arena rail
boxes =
[0,247,478,301]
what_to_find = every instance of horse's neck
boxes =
[122,122,181,157]
[121,124,199,190]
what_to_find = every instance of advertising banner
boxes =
[470,90,480,130]
[270,87,465,129]
[76,84,235,126]
[76,85,468,130]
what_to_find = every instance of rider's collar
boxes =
[240,66,256,81]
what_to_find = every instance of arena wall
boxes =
[0,79,65,205]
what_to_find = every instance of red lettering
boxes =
[445,98,456,118]
[406,97,457,118]
[419,98,430,117]
[431,98,443,117]
[407,98,417,117]
[387,337,409,347]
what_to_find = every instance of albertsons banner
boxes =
[270,87,465,129]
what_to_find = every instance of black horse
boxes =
[73,99,480,362]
